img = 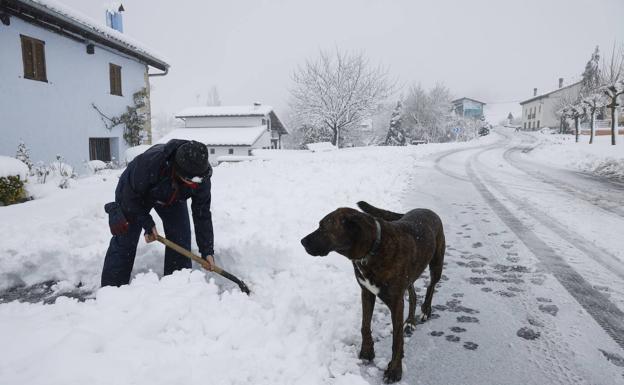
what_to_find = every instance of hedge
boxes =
[0,175,26,205]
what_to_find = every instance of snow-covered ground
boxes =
[1,130,623,384]
[522,131,624,181]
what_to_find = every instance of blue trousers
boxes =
[101,201,192,287]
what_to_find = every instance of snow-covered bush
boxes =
[32,161,51,184]
[85,160,107,174]
[0,156,28,206]
[15,141,33,172]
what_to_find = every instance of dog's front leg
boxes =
[384,296,404,383]
[359,288,376,361]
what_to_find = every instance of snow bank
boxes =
[0,156,28,179]
[85,160,107,173]
[125,144,152,163]
[526,132,624,181]
[306,142,336,152]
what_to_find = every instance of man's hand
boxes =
[144,226,159,243]
[203,255,215,271]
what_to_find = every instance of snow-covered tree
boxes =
[599,44,624,145]
[15,140,33,172]
[581,46,602,97]
[289,49,393,147]
[402,83,455,142]
[385,101,406,145]
[582,93,606,144]
[207,85,221,106]
[300,124,333,147]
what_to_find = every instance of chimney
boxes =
[253,102,261,109]
[533,88,537,96]
[558,78,564,88]
[105,3,124,33]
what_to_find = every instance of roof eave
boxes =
[4,0,169,71]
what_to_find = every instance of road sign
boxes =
[452,127,462,134]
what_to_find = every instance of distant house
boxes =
[160,104,288,161]
[0,0,169,170]
[519,79,582,130]
[452,98,486,119]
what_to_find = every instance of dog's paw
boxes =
[383,366,402,383]
[404,322,416,336]
[420,313,429,323]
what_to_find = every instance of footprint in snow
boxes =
[538,304,559,317]
[480,287,492,293]
[430,331,444,337]
[472,242,483,248]
[450,327,466,333]
[463,342,479,350]
[445,335,460,342]
[517,327,540,340]
[457,316,479,323]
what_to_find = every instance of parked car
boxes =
[478,126,490,136]
[410,139,427,145]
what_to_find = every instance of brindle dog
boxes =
[301,201,445,383]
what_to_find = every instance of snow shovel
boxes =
[156,235,251,295]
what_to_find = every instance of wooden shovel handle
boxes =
[156,235,223,274]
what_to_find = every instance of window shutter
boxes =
[109,64,115,94]
[34,41,46,81]
[21,36,34,79]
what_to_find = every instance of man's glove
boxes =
[104,202,129,236]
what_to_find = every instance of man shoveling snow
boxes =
[101,140,215,287]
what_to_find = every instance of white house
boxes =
[0,0,169,170]
[159,104,288,161]
[520,79,582,130]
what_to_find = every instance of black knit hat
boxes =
[174,141,210,179]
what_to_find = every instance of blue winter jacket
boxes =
[115,139,214,256]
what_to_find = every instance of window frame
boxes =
[109,63,123,96]
[20,34,47,82]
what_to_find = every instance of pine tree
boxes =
[15,140,33,171]
[581,46,601,96]
[385,101,406,145]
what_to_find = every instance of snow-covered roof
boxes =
[520,81,582,105]
[452,97,486,106]
[157,126,268,146]
[175,105,275,118]
[4,0,169,71]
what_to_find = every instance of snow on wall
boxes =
[0,16,148,172]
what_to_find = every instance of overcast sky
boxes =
[62,0,623,119]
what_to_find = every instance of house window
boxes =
[523,122,526,129]
[262,118,267,125]
[109,63,122,96]
[537,120,540,128]
[210,148,215,155]
[228,148,234,155]
[89,138,112,161]
[248,149,253,156]
[538,105,541,113]
[20,35,47,82]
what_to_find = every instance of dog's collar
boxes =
[355,219,381,266]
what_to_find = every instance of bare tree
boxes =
[289,49,393,147]
[582,93,606,144]
[599,44,624,145]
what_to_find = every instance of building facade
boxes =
[162,104,289,163]
[0,0,168,171]
[452,98,486,119]
[519,80,582,130]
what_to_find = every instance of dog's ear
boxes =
[341,212,364,235]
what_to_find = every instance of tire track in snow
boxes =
[467,147,624,351]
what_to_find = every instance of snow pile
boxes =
[125,144,152,163]
[0,145,437,384]
[85,160,107,173]
[306,142,336,152]
[0,156,29,179]
[526,132,624,181]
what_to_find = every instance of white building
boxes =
[0,0,169,170]
[159,104,288,161]
[519,79,582,130]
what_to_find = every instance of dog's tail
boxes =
[357,201,404,221]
